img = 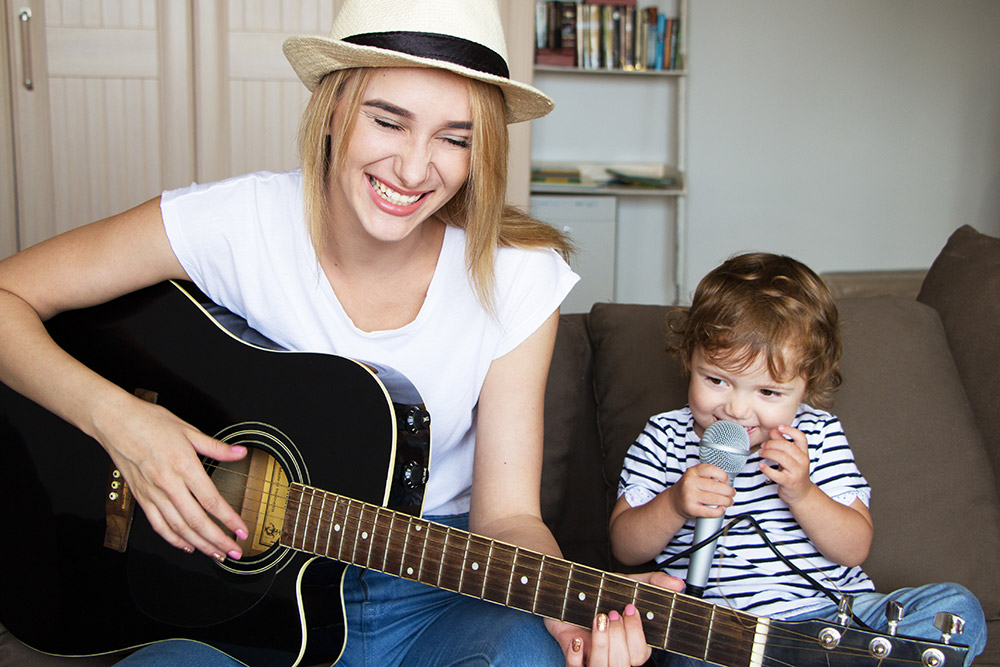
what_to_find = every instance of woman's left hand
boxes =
[546,571,683,666]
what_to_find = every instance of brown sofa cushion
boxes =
[835,296,1000,616]
[918,225,1000,497]
[542,314,609,567]
[587,303,689,569]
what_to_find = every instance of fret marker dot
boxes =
[646,612,654,621]
[416,525,422,532]
[361,531,369,540]
[578,592,586,601]
[520,576,528,585]
[407,567,414,575]
[472,562,479,571]
[334,524,341,532]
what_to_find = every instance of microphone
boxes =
[685,420,750,598]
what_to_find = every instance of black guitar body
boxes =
[0,282,430,666]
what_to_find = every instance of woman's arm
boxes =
[0,198,249,560]
[470,310,681,666]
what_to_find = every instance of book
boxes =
[535,2,682,73]
[605,167,680,189]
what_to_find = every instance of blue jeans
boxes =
[116,514,563,666]
[656,583,986,667]
[337,513,563,666]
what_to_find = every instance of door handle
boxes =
[19,8,33,90]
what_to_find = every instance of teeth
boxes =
[370,176,422,206]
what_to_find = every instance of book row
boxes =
[535,1,683,72]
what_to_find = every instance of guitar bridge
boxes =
[102,388,157,552]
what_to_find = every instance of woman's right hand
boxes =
[0,197,249,561]
[97,390,250,561]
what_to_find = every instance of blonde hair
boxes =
[296,67,571,312]
[668,252,842,408]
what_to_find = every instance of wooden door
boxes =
[1,0,535,258]
[4,0,195,250]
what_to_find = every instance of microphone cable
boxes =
[659,513,875,630]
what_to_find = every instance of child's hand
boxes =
[670,463,735,520]
[758,425,813,504]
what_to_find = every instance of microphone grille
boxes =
[699,420,751,476]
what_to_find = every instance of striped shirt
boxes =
[617,405,875,618]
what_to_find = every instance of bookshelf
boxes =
[529,0,688,307]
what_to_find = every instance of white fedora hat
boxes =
[282,0,554,124]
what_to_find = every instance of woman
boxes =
[0,0,678,664]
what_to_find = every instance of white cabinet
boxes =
[530,195,617,314]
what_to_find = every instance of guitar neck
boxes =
[281,483,767,667]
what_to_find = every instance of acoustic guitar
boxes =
[0,281,969,667]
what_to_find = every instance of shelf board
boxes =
[534,65,686,77]
[531,162,685,197]
[531,183,686,197]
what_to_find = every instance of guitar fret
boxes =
[349,499,363,565]
[364,506,379,568]
[504,547,518,606]
[665,591,674,649]
[456,533,470,593]
[312,493,327,555]
[532,555,545,614]
[332,494,347,560]
[305,490,317,550]
[561,563,574,622]
[417,521,430,582]
[436,526,450,589]
[290,487,306,550]
[596,571,606,612]
[357,504,374,569]
[481,541,494,600]
[381,512,394,574]
[703,605,716,661]
[283,485,302,549]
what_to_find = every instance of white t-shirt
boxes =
[160,170,578,516]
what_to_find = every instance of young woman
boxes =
[0,0,678,665]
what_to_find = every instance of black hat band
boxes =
[343,31,510,80]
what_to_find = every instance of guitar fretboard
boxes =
[281,483,768,666]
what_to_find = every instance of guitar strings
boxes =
[200,470,930,665]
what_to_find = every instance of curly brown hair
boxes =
[667,252,842,408]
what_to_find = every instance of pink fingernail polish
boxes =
[625,604,637,616]
[228,550,241,560]
[236,529,248,541]
[609,610,621,622]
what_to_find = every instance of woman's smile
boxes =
[367,174,428,210]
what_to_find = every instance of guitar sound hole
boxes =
[212,448,289,558]
[207,422,307,565]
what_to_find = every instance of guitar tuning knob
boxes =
[885,600,904,636]
[836,594,854,626]
[933,612,965,645]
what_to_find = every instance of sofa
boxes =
[3,225,999,666]
[539,224,1000,665]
